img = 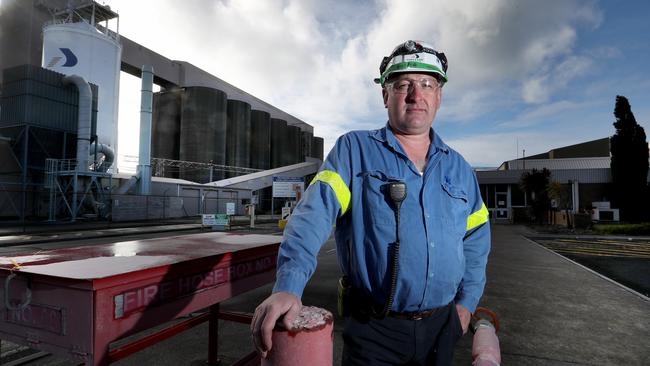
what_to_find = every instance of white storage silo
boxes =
[42,21,122,171]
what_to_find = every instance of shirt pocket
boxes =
[440,179,469,235]
[360,170,403,225]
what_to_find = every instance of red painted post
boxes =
[261,306,333,366]
[208,304,220,365]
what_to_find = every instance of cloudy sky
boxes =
[107,0,650,171]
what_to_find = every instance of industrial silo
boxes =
[42,21,122,169]
[270,118,288,168]
[179,86,227,183]
[250,110,271,212]
[301,130,313,161]
[152,89,181,177]
[250,110,271,170]
[286,125,302,164]
[312,136,324,161]
[226,99,251,178]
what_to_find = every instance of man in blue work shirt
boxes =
[252,40,490,365]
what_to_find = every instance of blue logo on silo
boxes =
[46,48,78,68]
[60,48,78,67]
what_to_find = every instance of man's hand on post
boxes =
[251,292,302,358]
[455,303,471,334]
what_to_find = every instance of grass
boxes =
[592,222,650,235]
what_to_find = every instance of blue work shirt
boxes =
[273,123,490,313]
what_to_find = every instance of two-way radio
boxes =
[379,181,407,317]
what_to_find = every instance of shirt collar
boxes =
[371,122,450,156]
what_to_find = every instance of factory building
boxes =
[476,138,626,223]
[0,0,324,222]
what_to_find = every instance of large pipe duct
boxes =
[137,65,154,195]
[90,142,115,172]
[62,74,92,172]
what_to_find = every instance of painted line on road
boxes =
[557,238,650,248]
[541,245,650,258]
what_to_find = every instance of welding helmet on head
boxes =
[374,40,448,86]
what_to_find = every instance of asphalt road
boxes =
[529,236,650,297]
[2,225,649,365]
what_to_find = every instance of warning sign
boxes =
[272,177,304,198]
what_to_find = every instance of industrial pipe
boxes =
[261,306,333,366]
[137,65,154,195]
[90,142,115,172]
[62,74,92,172]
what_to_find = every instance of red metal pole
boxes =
[208,303,220,365]
[108,313,210,362]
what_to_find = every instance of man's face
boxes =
[382,73,442,135]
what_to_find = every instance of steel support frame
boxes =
[46,159,112,221]
[107,304,258,365]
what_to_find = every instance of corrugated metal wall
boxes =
[0,64,98,134]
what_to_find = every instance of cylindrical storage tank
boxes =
[250,110,271,170]
[179,87,227,183]
[312,136,324,161]
[226,99,251,178]
[251,110,272,213]
[286,125,301,164]
[270,118,287,168]
[152,90,181,163]
[301,130,313,161]
[42,22,122,171]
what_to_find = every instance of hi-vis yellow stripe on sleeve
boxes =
[309,170,351,215]
[466,203,489,231]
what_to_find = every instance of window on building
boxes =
[511,184,526,206]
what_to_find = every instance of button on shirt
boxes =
[273,123,490,313]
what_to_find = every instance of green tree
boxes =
[548,181,572,228]
[610,96,649,222]
[520,168,551,224]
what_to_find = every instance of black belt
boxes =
[346,286,450,320]
[387,305,448,320]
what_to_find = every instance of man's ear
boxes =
[382,88,388,108]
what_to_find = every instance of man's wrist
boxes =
[272,270,308,298]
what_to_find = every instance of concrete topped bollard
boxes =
[472,307,501,366]
[262,306,334,366]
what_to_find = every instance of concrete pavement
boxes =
[0,216,280,247]
[1,224,648,365]
[457,225,649,365]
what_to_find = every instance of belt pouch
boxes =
[337,275,352,318]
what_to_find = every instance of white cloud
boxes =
[522,76,551,103]
[107,0,609,164]
[447,129,600,168]
[497,100,591,129]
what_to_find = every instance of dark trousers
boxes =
[341,303,462,366]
